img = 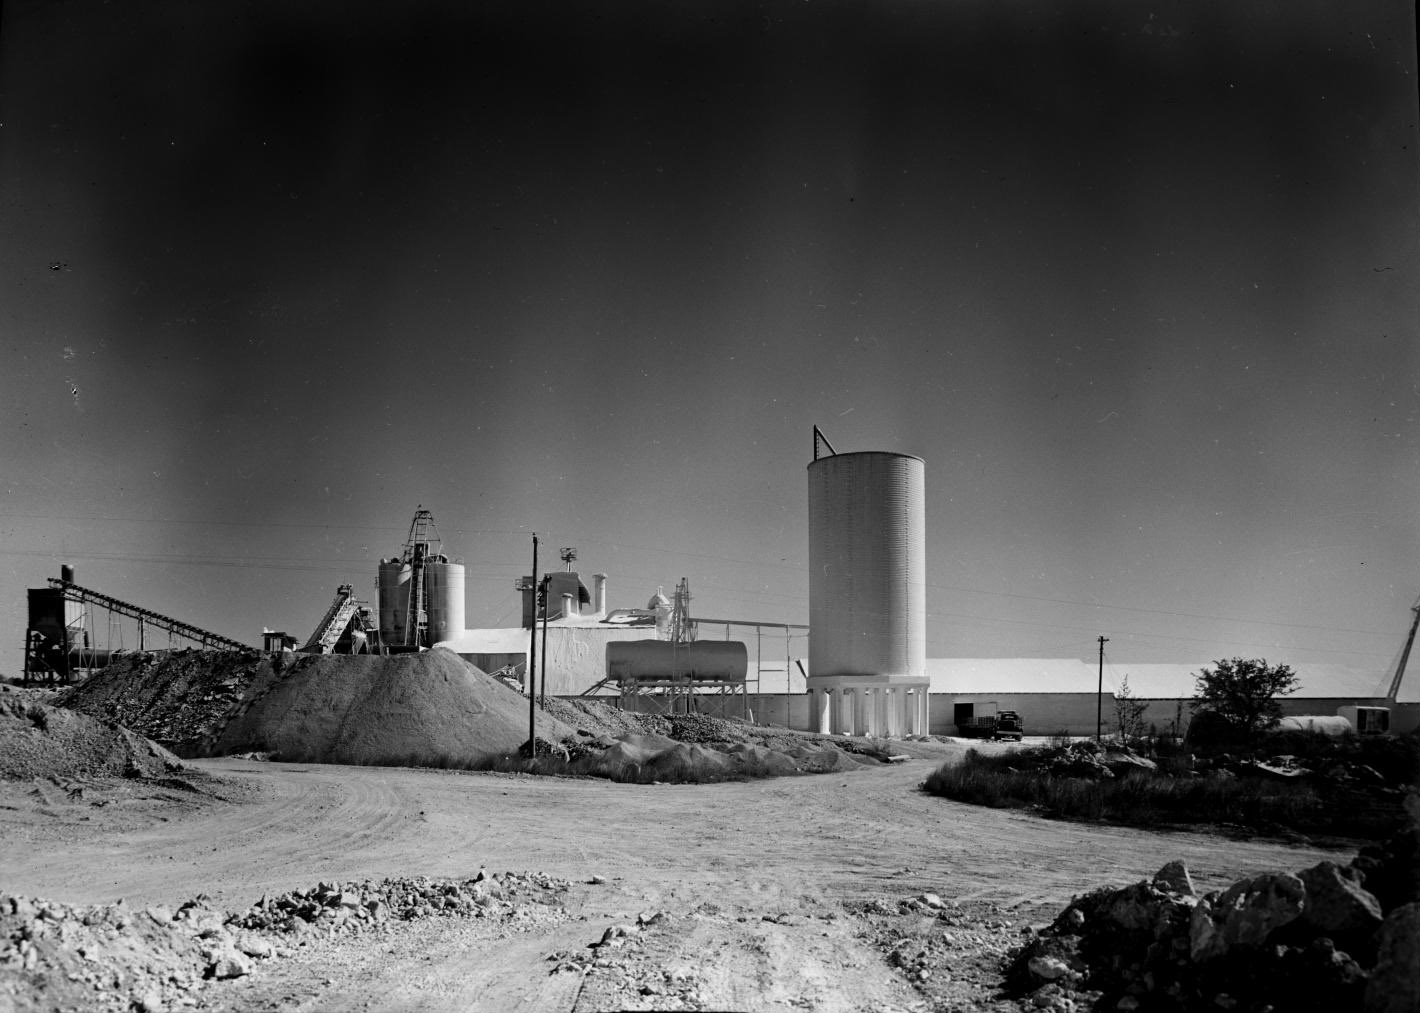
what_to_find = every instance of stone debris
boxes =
[1009,811,1420,1012]
[0,871,569,1012]
[0,697,184,781]
[852,894,1034,1011]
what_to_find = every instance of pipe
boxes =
[593,573,608,618]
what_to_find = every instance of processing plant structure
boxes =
[376,506,465,652]
[22,564,246,683]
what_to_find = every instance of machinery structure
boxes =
[603,577,750,715]
[300,583,378,654]
[377,507,465,651]
[22,564,246,684]
[1340,591,1420,734]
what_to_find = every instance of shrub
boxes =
[919,743,1393,839]
[1193,657,1299,743]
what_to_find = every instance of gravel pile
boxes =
[60,649,575,767]
[0,871,570,1013]
[0,697,183,781]
[231,871,570,937]
[56,650,277,756]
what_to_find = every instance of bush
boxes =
[1193,657,1299,743]
[920,740,1401,840]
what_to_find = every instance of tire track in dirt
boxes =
[2,750,1360,1011]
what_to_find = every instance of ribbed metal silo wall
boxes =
[378,559,411,645]
[807,451,926,679]
[425,561,466,643]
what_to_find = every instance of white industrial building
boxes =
[927,658,1420,738]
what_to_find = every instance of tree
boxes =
[1192,657,1299,742]
[1114,675,1149,745]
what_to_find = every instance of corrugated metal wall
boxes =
[425,561,465,643]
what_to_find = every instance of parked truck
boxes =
[954,705,1024,741]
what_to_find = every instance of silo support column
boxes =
[813,689,831,735]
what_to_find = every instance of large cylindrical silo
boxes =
[807,450,926,680]
[378,558,411,645]
[425,559,466,643]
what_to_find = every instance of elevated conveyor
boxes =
[301,584,364,654]
[46,577,247,651]
[24,575,247,683]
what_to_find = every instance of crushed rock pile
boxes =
[56,649,280,756]
[538,696,650,739]
[61,649,574,766]
[0,698,182,781]
[210,649,576,765]
[0,871,569,1013]
[1010,794,1420,1013]
[56,650,883,778]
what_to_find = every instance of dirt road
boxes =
[1,748,1348,1012]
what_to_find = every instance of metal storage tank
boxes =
[807,450,926,680]
[377,558,411,644]
[425,558,466,643]
[606,640,748,681]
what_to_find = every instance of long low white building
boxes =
[925,658,1419,737]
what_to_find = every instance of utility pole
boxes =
[1096,635,1110,744]
[527,534,539,754]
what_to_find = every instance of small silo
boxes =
[377,557,411,645]
[807,450,926,681]
[425,556,466,643]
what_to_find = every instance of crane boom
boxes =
[1386,593,1420,702]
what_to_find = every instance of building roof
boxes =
[926,658,1404,700]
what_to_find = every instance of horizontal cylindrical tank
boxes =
[378,558,412,645]
[606,640,748,681]
[807,450,926,680]
[1277,715,1354,736]
[425,560,466,643]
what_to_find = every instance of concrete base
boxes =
[805,676,930,737]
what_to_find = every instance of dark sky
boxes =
[2,0,1417,679]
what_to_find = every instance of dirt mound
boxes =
[58,649,574,767]
[0,698,182,781]
[538,696,649,739]
[211,649,575,765]
[57,649,281,756]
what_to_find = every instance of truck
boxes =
[953,703,1024,741]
